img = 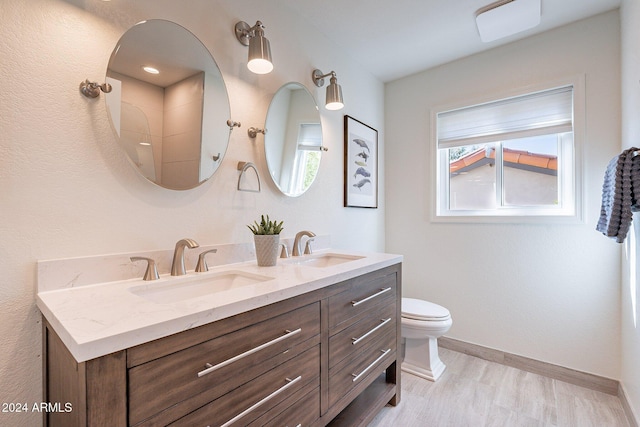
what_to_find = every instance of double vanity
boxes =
[38,245,402,426]
[49,10,400,425]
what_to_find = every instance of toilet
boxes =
[401,297,452,381]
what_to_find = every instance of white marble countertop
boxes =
[37,249,402,362]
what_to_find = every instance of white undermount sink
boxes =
[286,253,365,268]
[129,270,274,304]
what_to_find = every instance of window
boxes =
[289,123,322,195]
[434,81,582,221]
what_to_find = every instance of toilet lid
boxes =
[402,297,450,321]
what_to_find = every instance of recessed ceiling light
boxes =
[142,66,159,74]
[476,0,541,43]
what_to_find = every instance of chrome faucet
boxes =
[292,231,316,256]
[171,238,199,276]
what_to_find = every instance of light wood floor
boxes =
[369,348,631,427]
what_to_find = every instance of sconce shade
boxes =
[325,76,344,110]
[235,20,273,75]
[312,69,344,110]
[247,34,273,74]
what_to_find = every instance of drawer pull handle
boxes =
[352,318,391,345]
[351,287,391,307]
[220,376,302,427]
[197,328,302,378]
[351,349,391,382]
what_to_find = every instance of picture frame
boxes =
[344,115,378,208]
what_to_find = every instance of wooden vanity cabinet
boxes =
[323,265,401,426]
[43,263,401,427]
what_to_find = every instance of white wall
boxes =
[0,0,384,425]
[620,0,640,420]
[385,11,622,378]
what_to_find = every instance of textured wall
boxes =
[385,11,622,378]
[0,0,384,425]
[620,0,640,420]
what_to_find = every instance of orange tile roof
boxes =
[450,147,557,174]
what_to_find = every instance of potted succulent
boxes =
[247,215,284,266]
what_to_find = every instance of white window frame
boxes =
[288,123,322,195]
[431,76,585,223]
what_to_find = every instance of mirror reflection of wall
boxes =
[161,72,204,189]
[124,102,156,182]
[104,20,230,191]
[265,83,323,197]
[107,72,165,183]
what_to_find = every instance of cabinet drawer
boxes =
[329,301,396,369]
[328,331,396,408]
[129,302,320,426]
[247,385,319,427]
[328,270,397,331]
[170,345,320,427]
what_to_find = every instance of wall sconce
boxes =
[234,20,273,74]
[312,69,344,110]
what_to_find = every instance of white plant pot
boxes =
[253,234,280,266]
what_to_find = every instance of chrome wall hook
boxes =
[79,79,112,98]
[248,127,266,138]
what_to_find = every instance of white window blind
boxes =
[297,123,322,150]
[437,85,573,149]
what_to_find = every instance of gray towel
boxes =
[596,147,640,243]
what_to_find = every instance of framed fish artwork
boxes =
[344,115,378,208]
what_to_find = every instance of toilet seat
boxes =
[402,297,450,321]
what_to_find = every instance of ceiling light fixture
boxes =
[234,20,273,74]
[312,69,344,110]
[475,0,540,43]
[142,66,159,74]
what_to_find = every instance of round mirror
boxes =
[105,20,231,190]
[265,83,323,197]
